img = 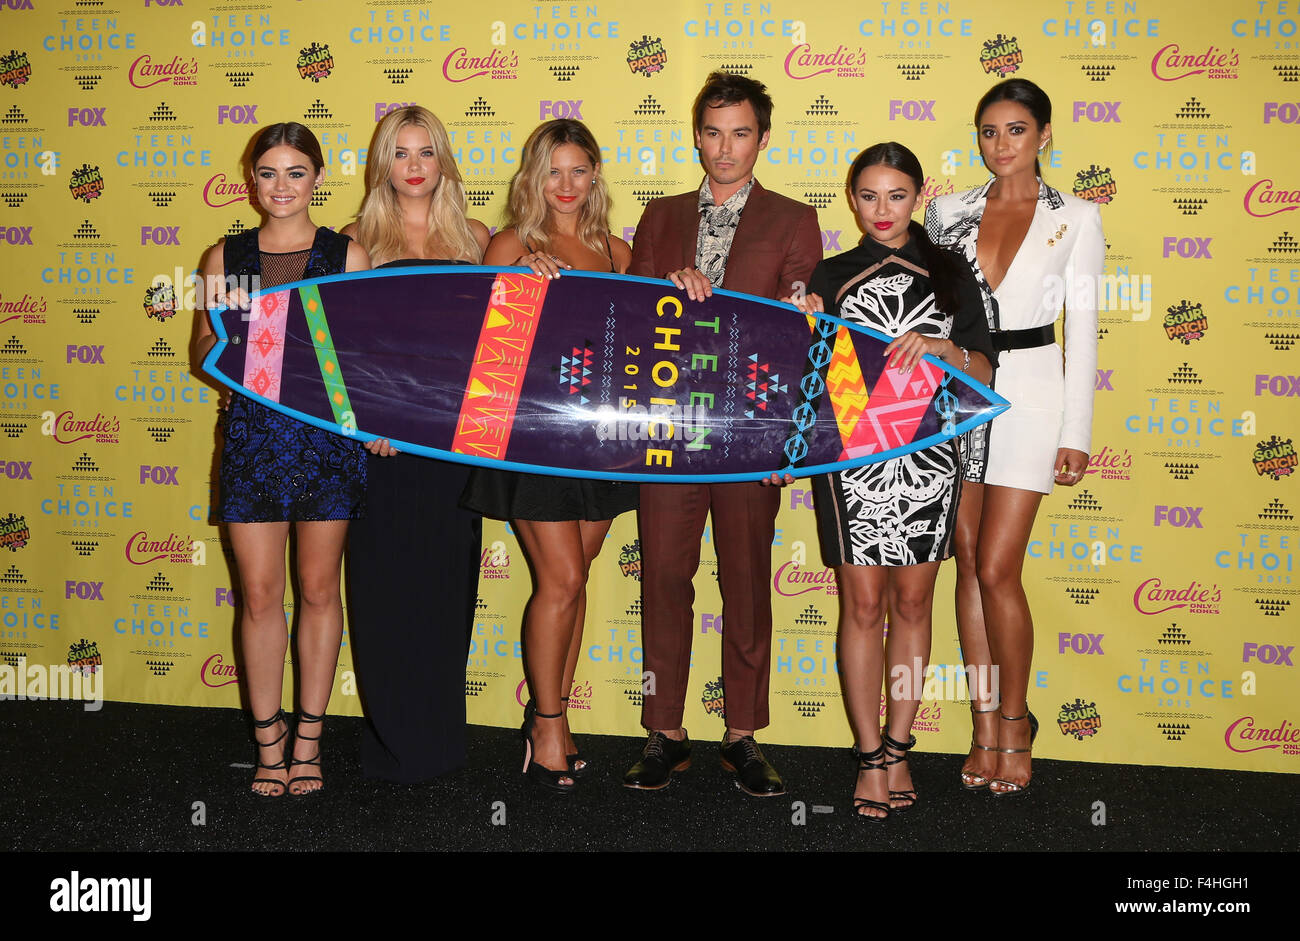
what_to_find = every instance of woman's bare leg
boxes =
[836,564,889,818]
[953,482,999,786]
[287,519,349,794]
[228,521,291,795]
[558,519,613,764]
[976,485,1044,792]
[882,560,941,807]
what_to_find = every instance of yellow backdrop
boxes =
[2,0,1296,772]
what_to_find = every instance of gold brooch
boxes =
[1047,223,1067,246]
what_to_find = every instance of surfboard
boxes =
[202,266,1008,483]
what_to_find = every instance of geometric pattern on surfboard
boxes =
[202,265,1009,483]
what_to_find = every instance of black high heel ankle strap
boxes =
[253,709,286,729]
[881,731,916,753]
[295,710,324,741]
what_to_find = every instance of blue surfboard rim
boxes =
[202,266,1010,483]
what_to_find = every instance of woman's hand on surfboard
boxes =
[759,472,796,487]
[217,286,250,312]
[884,332,951,374]
[783,291,824,314]
[667,267,713,302]
[364,438,400,457]
[516,252,571,280]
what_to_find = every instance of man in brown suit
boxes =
[623,71,822,796]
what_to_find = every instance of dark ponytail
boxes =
[974,78,1052,178]
[848,142,965,314]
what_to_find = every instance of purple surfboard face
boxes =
[205,267,1007,482]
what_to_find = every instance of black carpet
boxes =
[3,700,1295,854]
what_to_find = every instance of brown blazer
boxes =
[627,178,822,300]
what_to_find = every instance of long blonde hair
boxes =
[504,119,611,255]
[353,106,480,266]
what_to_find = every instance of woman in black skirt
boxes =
[340,106,490,782]
[461,119,635,792]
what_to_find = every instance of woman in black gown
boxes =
[340,106,490,782]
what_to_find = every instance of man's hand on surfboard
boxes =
[667,267,713,302]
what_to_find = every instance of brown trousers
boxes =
[638,481,780,732]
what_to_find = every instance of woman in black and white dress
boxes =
[792,142,994,819]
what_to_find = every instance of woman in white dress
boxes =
[926,79,1104,796]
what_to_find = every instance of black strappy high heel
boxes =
[852,742,891,821]
[560,696,588,777]
[521,702,576,793]
[288,710,325,796]
[250,710,289,798]
[881,730,919,811]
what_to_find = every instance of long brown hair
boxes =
[352,106,480,266]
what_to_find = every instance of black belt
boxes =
[989,324,1055,351]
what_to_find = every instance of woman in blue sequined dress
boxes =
[194,122,371,796]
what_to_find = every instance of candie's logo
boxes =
[202,173,250,209]
[296,42,333,82]
[1244,180,1300,218]
[618,540,641,580]
[566,680,593,711]
[979,34,1022,76]
[1151,44,1240,82]
[143,282,177,322]
[0,512,30,551]
[125,531,194,565]
[44,410,120,445]
[701,675,725,718]
[627,35,667,77]
[200,653,240,688]
[1133,577,1222,615]
[1224,716,1299,754]
[1163,300,1207,344]
[1254,435,1296,480]
[784,43,868,80]
[1085,445,1132,480]
[68,164,104,203]
[128,54,198,89]
[773,562,839,597]
[1073,164,1117,204]
[441,47,519,83]
[0,49,32,89]
[0,292,48,326]
[480,541,510,580]
[1057,698,1102,739]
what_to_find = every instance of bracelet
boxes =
[955,345,969,372]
